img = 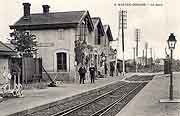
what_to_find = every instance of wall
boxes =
[31,28,76,81]
[87,30,95,46]
[0,57,9,84]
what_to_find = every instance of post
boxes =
[133,48,135,64]
[135,28,140,73]
[145,42,148,66]
[118,10,127,76]
[169,49,173,100]
[115,51,118,76]
[114,10,121,77]
[142,49,144,66]
[122,10,125,76]
[150,48,153,71]
[122,51,125,76]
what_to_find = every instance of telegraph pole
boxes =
[115,38,118,76]
[135,28,140,72]
[145,42,148,66]
[133,47,136,65]
[150,48,153,71]
[119,10,127,76]
[142,49,144,66]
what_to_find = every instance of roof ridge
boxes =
[10,10,94,31]
[30,10,87,15]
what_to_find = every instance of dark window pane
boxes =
[57,52,67,71]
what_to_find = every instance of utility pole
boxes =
[115,38,118,76]
[142,49,144,66]
[135,28,140,72]
[150,48,153,71]
[154,49,156,66]
[145,42,148,66]
[119,10,127,76]
[133,47,136,65]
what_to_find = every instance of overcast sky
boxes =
[0,0,180,60]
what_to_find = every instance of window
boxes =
[57,52,67,71]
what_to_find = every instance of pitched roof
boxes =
[91,17,104,36]
[103,25,113,41]
[0,42,17,56]
[10,10,93,31]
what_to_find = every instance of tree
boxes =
[10,30,37,57]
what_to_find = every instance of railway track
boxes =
[9,75,151,116]
[29,81,127,116]
[99,83,146,116]
[52,82,146,116]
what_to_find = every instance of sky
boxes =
[0,0,180,60]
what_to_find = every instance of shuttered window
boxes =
[57,52,67,71]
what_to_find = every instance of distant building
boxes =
[155,58,164,65]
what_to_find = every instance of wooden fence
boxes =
[11,57,42,85]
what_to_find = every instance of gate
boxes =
[11,57,42,85]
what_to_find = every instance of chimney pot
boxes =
[23,3,31,19]
[42,5,50,14]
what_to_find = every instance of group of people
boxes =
[78,63,96,84]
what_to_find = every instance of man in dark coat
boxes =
[78,64,86,84]
[89,63,96,83]
[104,63,108,75]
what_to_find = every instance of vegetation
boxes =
[9,30,37,57]
[74,40,92,66]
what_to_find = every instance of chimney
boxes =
[42,5,50,14]
[23,3,31,19]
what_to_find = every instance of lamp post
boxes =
[167,33,177,100]
[114,49,117,76]
[160,33,180,103]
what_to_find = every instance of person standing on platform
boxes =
[89,63,96,83]
[78,64,87,84]
[104,63,108,76]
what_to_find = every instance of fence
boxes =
[11,57,42,85]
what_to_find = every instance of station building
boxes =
[10,3,114,82]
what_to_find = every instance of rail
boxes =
[51,83,129,116]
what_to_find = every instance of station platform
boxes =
[116,72,180,116]
[0,74,133,116]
